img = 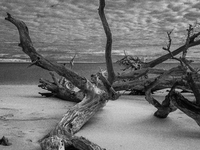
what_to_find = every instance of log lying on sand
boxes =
[144,67,200,120]
[144,66,187,118]
[5,0,119,149]
[113,70,191,95]
[169,73,200,126]
[114,56,190,95]
[38,72,83,102]
[144,25,200,119]
[114,24,200,95]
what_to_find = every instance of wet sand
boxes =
[0,85,199,150]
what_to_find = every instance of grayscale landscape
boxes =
[1,0,200,150]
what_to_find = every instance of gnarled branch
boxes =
[5,0,116,149]
[145,66,186,118]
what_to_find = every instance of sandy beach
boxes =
[1,0,200,149]
[0,85,200,150]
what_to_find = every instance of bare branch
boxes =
[170,82,200,126]
[69,53,76,69]
[5,13,88,91]
[185,72,200,105]
[5,1,115,149]
[144,26,200,68]
[98,0,115,84]
[182,24,193,58]
[162,30,173,53]
[145,66,186,118]
[162,30,183,65]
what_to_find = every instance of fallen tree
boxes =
[170,73,200,126]
[5,0,200,149]
[114,25,200,95]
[5,0,120,149]
[113,24,200,120]
[144,25,200,119]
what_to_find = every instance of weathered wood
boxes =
[168,74,200,126]
[144,44,200,69]
[98,0,115,84]
[5,13,87,92]
[143,25,200,68]
[116,68,149,80]
[38,78,83,102]
[116,55,144,71]
[153,87,177,118]
[0,136,11,146]
[39,96,107,149]
[115,23,200,96]
[171,91,200,126]
[113,76,190,94]
[185,72,200,105]
[144,66,186,118]
[149,25,200,121]
[38,72,83,102]
[5,0,117,149]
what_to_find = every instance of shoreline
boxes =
[1,61,200,64]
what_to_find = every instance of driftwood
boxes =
[169,72,200,126]
[0,136,11,146]
[5,1,200,150]
[38,72,83,102]
[40,22,200,99]
[144,66,185,118]
[144,25,200,119]
[113,69,191,95]
[5,0,120,149]
[115,24,200,96]
[114,22,200,122]
[115,57,187,95]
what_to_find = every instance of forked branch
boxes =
[5,0,116,149]
[144,25,200,68]
[145,66,186,118]
[5,13,88,92]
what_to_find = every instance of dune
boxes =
[0,85,199,150]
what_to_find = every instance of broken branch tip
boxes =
[5,12,11,20]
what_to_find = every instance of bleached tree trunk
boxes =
[5,0,119,149]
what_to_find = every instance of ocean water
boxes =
[1,0,200,62]
[0,62,199,85]
[0,62,120,84]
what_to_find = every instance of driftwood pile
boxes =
[5,0,200,149]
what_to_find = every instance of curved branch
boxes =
[5,13,88,91]
[5,1,113,148]
[145,66,185,118]
[38,77,83,102]
[170,90,200,126]
[98,0,115,84]
[144,38,200,68]
[185,72,200,105]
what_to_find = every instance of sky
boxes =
[0,0,200,63]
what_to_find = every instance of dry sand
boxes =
[0,85,200,150]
